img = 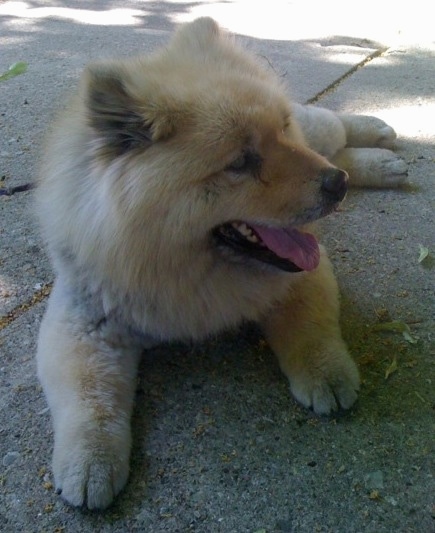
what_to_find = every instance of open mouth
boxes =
[213,221,320,272]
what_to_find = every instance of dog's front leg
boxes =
[37,282,141,510]
[260,250,359,415]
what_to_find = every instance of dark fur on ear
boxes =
[85,65,152,156]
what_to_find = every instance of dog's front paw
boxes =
[287,341,360,415]
[333,147,408,188]
[378,149,409,186]
[53,423,131,510]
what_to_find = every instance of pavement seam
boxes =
[305,47,388,104]
[0,282,52,331]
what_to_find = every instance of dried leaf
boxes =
[418,244,429,263]
[372,321,417,344]
[385,357,398,380]
[0,62,28,83]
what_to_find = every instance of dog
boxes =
[36,17,407,509]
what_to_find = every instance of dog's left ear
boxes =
[84,63,176,155]
[84,64,152,154]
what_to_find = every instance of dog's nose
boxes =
[320,168,348,203]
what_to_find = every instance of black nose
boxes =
[320,168,348,203]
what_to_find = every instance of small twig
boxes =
[0,182,35,196]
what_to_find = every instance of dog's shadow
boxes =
[121,324,288,504]
[121,317,354,503]
[112,294,416,516]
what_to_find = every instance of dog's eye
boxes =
[226,151,262,175]
[227,154,247,171]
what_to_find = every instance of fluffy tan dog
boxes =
[36,18,407,509]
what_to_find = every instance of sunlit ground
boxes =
[0,1,143,26]
[171,0,433,45]
[373,104,435,140]
[0,0,433,43]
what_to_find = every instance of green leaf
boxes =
[385,356,398,380]
[418,244,429,263]
[0,62,28,83]
[372,321,417,344]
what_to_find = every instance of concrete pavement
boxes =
[1,1,434,531]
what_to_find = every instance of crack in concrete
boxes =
[305,47,388,104]
[0,182,35,196]
[0,282,52,331]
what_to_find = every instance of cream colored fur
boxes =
[36,17,407,509]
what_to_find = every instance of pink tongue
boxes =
[252,225,320,271]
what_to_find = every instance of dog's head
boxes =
[81,18,347,276]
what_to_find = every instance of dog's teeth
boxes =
[246,234,259,243]
[238,223,252,237]
[229,221,260,243]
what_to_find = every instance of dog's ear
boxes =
[172,17,221,50]
[84,64,175,156]
[84,64,152,155]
